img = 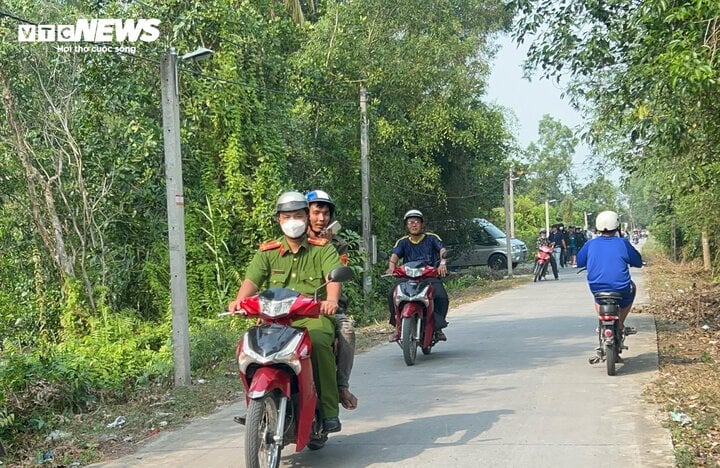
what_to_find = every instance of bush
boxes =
[190,318,244,373]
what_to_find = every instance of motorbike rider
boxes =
[548,224,565,270]
[305,189,358,411]
[535,228,559,280]
[576,210,643,336]
[228,191,344,433]
[385,210,449,342]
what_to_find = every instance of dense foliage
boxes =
[0,0,515,447]
[511,0,720,268]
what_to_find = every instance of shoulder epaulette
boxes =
[308,237,329,246]
[259,240,282,251]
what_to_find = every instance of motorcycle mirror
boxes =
[377,251,389,261]
[327,266,354,283]
[314,266,354,301]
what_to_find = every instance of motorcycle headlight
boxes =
[238,333,304,375]
[404,266,424,278]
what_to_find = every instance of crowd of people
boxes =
[536,223,593,271]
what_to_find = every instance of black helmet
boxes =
[305,190,335,217]
[275,191,308,213]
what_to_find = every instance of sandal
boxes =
[623,326,637,335]
[339,388,358,410]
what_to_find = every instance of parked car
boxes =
[447,218,528,270]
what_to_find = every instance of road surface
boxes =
[98,261,673,467]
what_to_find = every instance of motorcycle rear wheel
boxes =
[605,344,617,376]
[402,314,418,366]
[245,395,282,468]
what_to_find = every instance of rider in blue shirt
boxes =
[576,210,643,333]
[385,210,449,342]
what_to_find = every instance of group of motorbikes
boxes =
[223,259,443,467]
[228,236,637,466]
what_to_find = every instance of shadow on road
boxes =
[284,409,514,467]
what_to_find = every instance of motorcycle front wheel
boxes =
[402,314,418,366]
[245,395,282,468]
[533,262,542,282]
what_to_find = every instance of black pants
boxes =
[388,278,449,329]
[547,255,559,279]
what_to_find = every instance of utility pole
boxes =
[160,49,190,387]
[503,177,513,276]
[359,86,372,299]
[508,168,515,238]
[545,199,551,234]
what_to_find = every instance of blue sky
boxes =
[485,33,595,180]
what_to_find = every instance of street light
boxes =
[545,199,557,234]
[160,46,214,387]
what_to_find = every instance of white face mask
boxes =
[280,219,307,239]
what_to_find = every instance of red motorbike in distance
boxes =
[387,261,441,366]
[533,243,555,282]
[222,266,353,468]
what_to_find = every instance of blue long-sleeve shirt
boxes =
[576,236,643,292]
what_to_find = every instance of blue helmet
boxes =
[306,190,335,217]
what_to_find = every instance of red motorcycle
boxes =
[533,243,555,282]
[223,266,353,468]
[388,261,440,366]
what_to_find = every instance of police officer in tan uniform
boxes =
[228,191,344,433]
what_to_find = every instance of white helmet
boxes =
[595,210,620,232]
[275,191,308,213]
[403,209,423,222]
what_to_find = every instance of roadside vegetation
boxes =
[640,243,720,466]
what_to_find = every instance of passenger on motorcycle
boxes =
[385,210,449,342]
[576,210,643,334]
[535,228,559,280]
[228,191,345,433]
[305,189,358,411]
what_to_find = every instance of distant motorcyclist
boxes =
[576,210,643,335]
[385,210,449,342]
[535,228,558,280]
[305,189,358,411]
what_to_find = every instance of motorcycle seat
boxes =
[593,291,623,303]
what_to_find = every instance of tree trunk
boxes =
[702,228,711,271]
[1,70,75,278]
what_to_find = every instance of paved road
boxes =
[98,261,674,467]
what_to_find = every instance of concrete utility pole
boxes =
[504,177,513,276]
[508,168,515,239]
[160,49,190,387]
[545,199,551,234]
[360,86,372,298]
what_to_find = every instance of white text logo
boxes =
[18,19,160,43]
